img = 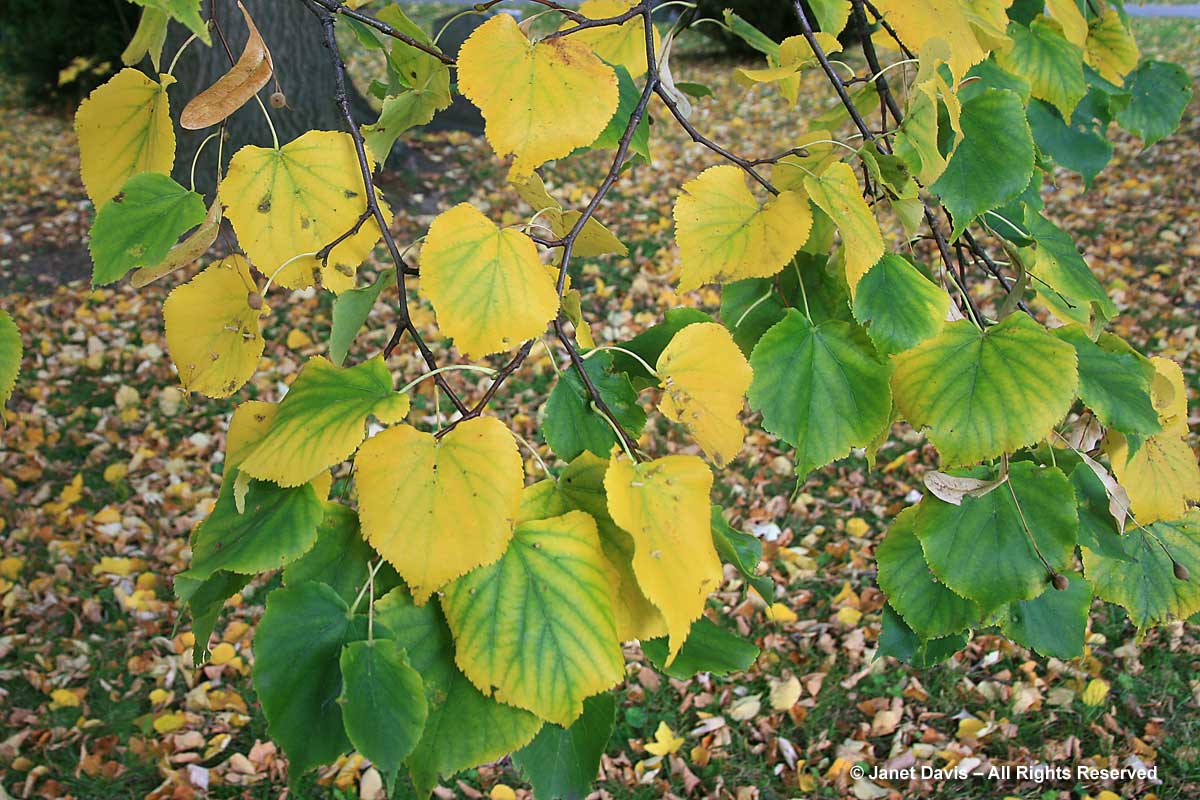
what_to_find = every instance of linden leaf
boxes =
[566,0,659,78]
[88,173,205,286]
[1023,208,1116,326]
[656,322,753,467]
[513,693,616,800]
[339,639,428,774]
[131,0,211,44]
[219,130,391,292]
[542,351,646,462]
[876,507,981,639]
[237,356,411,487]
[131,199,222,287]
[511,173,626,258]
[1001,572,1091,660]
[225,400,333,501]
[851,254,949,355]
[748,310,892,479]
[871,0,985,81]
[355,417,523,603]
[997,19,1086,120]
[1046,0,1088,47]
[1083,513,1200,630]
[122,8,169,71]
[457,14,619,180]
[0,309,23,422]
[1051,326,1160,439]
[802,162,883,294]
[420,203,559,358]
[1084,10,1139,85]
[75,68,176,207]
[180,1,273,130]
[673,165,811,291]
[1150,356,1188,437]
[605,452,721,661]
[914,462,1078,608]
[163,255,266,398]
[282,503,373,603]
[1116,61,1193,147]
[890,314,1078,465]
[443,510,625,726]
[1108,434,1200,524]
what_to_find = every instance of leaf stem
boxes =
[398,365,498,395]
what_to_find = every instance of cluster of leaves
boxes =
[11,0,1192,795]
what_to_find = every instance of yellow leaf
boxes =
[209,642,237,665]
[148,688,171,706]
[50,689,82,709]
[566,0,660,78]
[871,0,986,82]
[643,721,685,756]
[0,557,22,580]
[153,711,187,733]
[656,322,753,466]
[225,401,333,500]
[769,676,801,711]
[1081,678,1109,706]
[75,68,176,207]
[1046,0,1087,47]
[957,716,986,739]
[285,329,312,350]
[1108,433,1200,524]
[1150,356,1187,436]
[803,162,884,295]
[1084,9,1139,85]
[767,602,798,623]
[605,452,721,661]
[512,174,627,258]
[490,786,517,800]
[94,557,135,576]
[846,517,870,537]
[163,256,266,399]
[103,463,128,484]
[835,607,862,626]
[737,33,841,105]
[673,165,812,291]
[355,417,523,603]
[458,14,619,180]
[219,130,391,292]
[420,203,559,358]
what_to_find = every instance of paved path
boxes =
[1121,3,1200,16]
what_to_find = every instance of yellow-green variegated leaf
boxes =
[1108,433,1200,525]
[420,203,560,358]
[890,314,1078,465]
[1084,10,1139,85]
[1046,0,1087,47]
[511,173,626,258]
[163,256,266,398]
[674,165,811,291]
[219,130,391,292]
[237,356,410,487]
[657,322,752,467]
[457,14,619,181]
[443,510,624,726]
[605,453,720,662]
[565,0,660,79]
[225,400,333,500]
[871,0,985,81]
[0,309,20,422]
[74,68,176,207]
[1151,356,1188,437]
[803,162,884,294]
[355,416,523,603]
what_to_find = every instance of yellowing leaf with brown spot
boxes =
[673,165,812,291]
[164,256,265,398]
[803,162,884,294]
[420,203,559,358]
[1109,433,1200,524]
[871,0,985,81]
[219,130,390,292]
[457,14,619,181]
[565,0,659,78]
[75,68,176,207]
[657,322,752,466]
[180,2,273,130]
[355,417,523,603]
[604,452,720,662]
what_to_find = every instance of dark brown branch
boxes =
[306,0,455,64]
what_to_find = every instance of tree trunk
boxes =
[166,0,375,196]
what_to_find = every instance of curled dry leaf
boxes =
[180,2,273,131]
[130,200,222,288]
[922,470,1008,505]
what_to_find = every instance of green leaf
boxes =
[253,583,366,775]
[174,570,250,667]
[914,462,1078,608]
[0,309,20,421]
[960,59,1031,104]
[877,605,968,668]
[1023,208,1116,326]
[1069,463,1132,563]
[543,351,646,461]
[442,511,624,725]
[711,506,772,599]
[930,89,1034,240]
[641,616,759,679]
[1026,94,1113,187]
[585,65,651,163]
[876,507,981,638]
[131,0,210,44]
[674,81,712,99]
[611,308,712,387]
[890,314,1078,465]
[372,589,541,796]
[513,693,616,800]
[238,355,410,487]
[1052,326,1160,438]
[1001,573,1091,659]
[339,639,428,773]
[997,19,1086,119]
[720,254,850,356]
[721,10,779,59]
[748,310,892,478]
[282,503,375,603]
[330,269,396,366]
[88,173,206,286]
[1116,60,1193,146]
[1082,512,1200,630]
[851,255,949,356]
[181,473,322,582]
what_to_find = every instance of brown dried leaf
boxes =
[180,2,273,130]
